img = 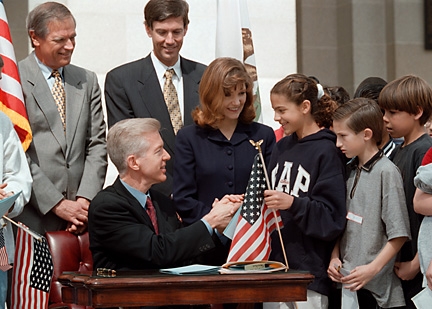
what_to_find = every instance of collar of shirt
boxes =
[33,53,64,89]
[150,52,184,119]
[206,122,252,145]
[347,150,383,199]
[119,179,150,210]
[347,150,384,173]
[151,52,182,82]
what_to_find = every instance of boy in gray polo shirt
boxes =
[328,98,410,308]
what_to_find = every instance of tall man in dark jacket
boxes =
[104,0,206,196]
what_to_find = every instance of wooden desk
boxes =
[59,270,314,308]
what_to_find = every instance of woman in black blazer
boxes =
[173,57,276,265]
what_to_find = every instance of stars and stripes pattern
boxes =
[11,227,53,309]
[0,228,11,271]
[227,154,283,262]
[0,0,32,151]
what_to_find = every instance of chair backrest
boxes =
[45,231,93,307]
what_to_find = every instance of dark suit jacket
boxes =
[174,122,276,225]
[173,122,276,265]
[17,53,107,234]
[104,54,206,196]
[88,178,218,270]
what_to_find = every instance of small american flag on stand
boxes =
[227,153,283,262]
[10,226,53,309]
[0,228,11,271]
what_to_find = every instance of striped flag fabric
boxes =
[216,0,262,122]
[227,154,283,262]
[0,0,32,151]
[11,226,53,309]
[0,228,11,271]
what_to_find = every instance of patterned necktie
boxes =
[163,69,182,134]
[146,197,159,234]
[51,70,66,133]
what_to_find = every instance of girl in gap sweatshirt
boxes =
[264,74,347,309]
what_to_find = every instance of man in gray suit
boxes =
[17,2,107,235]
[104,0,206,197]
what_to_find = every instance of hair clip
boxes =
[317,84,324,100]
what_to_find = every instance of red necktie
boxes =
[146,197,159,234]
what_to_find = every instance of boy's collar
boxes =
[347,150,384,172]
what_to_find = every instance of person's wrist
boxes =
[202,213,217,229]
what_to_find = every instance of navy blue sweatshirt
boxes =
[268,128,347,296]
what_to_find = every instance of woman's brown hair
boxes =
[193,57,256,128]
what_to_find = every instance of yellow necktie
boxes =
[51,70,66,133]
[163,69,182,134]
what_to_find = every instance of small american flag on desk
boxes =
[11,226,53,309]
[227,154,283,262]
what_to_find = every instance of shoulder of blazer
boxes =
[64,63,95,77]
[106,55,153,80]
[94,179,144,214]
[180,57,207,81]
[63,63,97,88]
[149,188,175,214]
[18,54,43,85]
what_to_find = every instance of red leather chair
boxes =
[45,231,93,309]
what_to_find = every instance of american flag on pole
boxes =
[0,228,11,271]
[227,154,283,262]
[11,227,53,309]
[216,0,262,122]
[0,0,32,151]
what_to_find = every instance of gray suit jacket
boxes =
[104,54,206,196]
[17,53,107,234]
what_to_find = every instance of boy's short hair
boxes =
[333,98,383,146]
[378,74,432,125]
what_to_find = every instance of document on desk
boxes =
[159,264,220,275]
[219,260,287,274]
[0,191,21,217]
[412,287,432,309]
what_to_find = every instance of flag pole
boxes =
[250,140,289,269]
[2,216,43,242]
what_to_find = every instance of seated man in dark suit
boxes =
[88,118,243,270]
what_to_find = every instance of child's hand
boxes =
[394,260,420,281]
[264,190,294,210]
[426,260,432,290]
[327,258,343,282]
[341,264,378,291]
[0,183,11,200]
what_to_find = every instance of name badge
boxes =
[346,211,363,224]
